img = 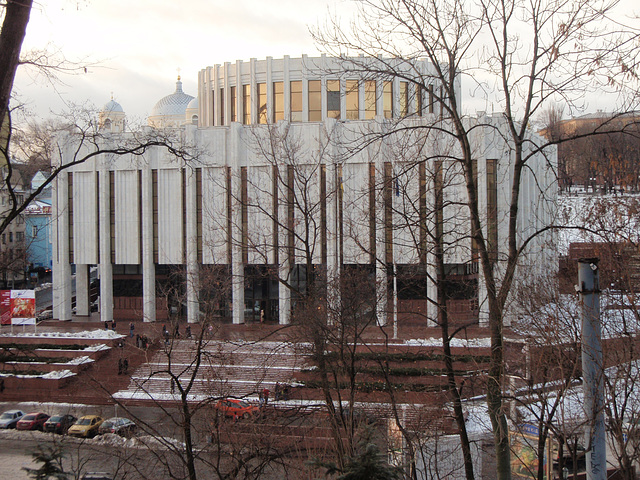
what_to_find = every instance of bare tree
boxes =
[311,1,640,477]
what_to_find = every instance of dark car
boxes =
[98,417,137,437]
[44,414,77,434]
[0,410,24,429]
[16,412,50,431]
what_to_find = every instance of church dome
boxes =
[101,98,124,113]
[148,77,194,127]
[99,95,125,132]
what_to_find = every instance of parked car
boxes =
[16,412,50,431]
[98,417,136,437]
[214,398,259,419]
[44,414,77,434]
[68,415,104,438]
[0,410,24,429]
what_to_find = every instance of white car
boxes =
[0,410,24,429]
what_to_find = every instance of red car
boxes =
[214,398,259,419]
[16,412,50,431]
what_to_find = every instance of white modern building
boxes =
[51,55,556,326]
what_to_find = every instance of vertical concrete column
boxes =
[98,162,114,323]
[51,171,61,319]
[278,162,291,325]
[374,156,388,327]
[75,264,90,316]
[302,54,309,122]
[52,170,72,321]
[141,164,156,322]
[325,126,341,326]
[185,159,200,324]
[230,125,245,324]
[425,161,438,326]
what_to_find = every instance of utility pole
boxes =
[577,258,605,480]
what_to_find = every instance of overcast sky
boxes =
[12,0,638,124]
[14,0,339,122]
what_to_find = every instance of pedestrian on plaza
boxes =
[174,324,180,338]
[274,382,281,401]
[112,319,116,331]
[123,358,129,374]
[162,324,167,337]
[104,321,109,330]
[262,387,270,405]
[135,334,141,348]
[129,322,135,338]
[258,390,264,407]
[170,378,175,394]
[185,325,191,338]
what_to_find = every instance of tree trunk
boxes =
[0,0,33,135]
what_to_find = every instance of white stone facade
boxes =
[51,56,556,326]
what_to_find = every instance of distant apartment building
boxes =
[0,166,29,288]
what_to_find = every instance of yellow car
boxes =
[68,415,104,438]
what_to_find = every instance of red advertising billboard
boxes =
[0,290,36,325]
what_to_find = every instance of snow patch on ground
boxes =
[0,429,185,451]
[66,356,93,365]
[0,329,122,340]
[0,370,76,379]
[83,343,110,352]
[405,337,491,348]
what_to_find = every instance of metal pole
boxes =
[577,258,606,480]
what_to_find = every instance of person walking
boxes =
[129,322,135,338]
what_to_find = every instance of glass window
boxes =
[399,81,408,116]
[308,80,321,121]
[327,80,341,119]
[257,83,267,124]
[290,80,303,122]
[383,81,393,118]
[273,81,284,122]
[243,84,251,125]
[230,86,237,123]
[219,88,225,125]
[365,80,377,119]
[32,226,37,237]
[416,85,423,116]
[428,84,435,114]
[8,232,12,242]
[346,80,359,120]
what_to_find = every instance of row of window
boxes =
[1,231,24,244]
[214,79,441,125]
